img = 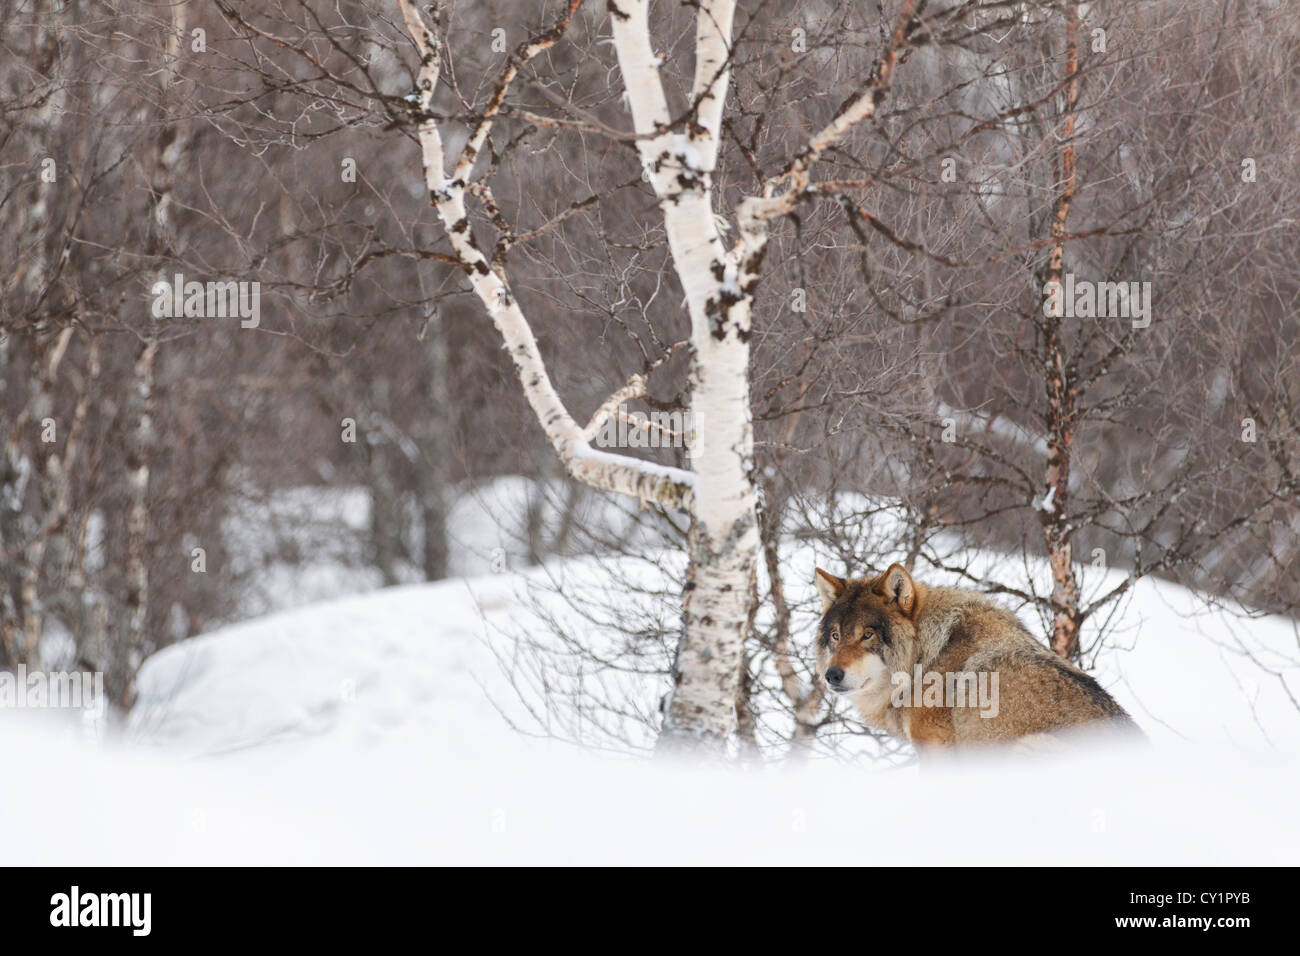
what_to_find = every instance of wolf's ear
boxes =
[813,568,847,612]
[880,563,918,618]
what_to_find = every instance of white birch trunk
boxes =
[611,0,759,750]
[117,2,186,679]
[1043,4,1083,660]
[3,330,73,664]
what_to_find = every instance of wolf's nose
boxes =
[825,667,845,685]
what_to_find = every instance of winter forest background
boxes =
[3,0,1299,793]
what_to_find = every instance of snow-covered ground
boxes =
[3,542,1299,864]
[2,478,1298,864]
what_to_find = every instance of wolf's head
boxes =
[812,563,921,699]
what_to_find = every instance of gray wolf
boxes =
[814,563,1139,752]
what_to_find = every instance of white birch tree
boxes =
[393,0,920,749]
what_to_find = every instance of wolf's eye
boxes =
[830,627,840,645]
[861,628,876,643]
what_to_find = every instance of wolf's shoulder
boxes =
[922,587,1042,647]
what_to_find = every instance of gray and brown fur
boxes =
[813,564,1138,752]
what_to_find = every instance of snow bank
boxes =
[0,551,1296,864]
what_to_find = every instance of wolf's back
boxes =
[940,601,1139,741]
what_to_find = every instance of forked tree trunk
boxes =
[394,0,913,751]
[610,0,759,751]
[395,0,748,751]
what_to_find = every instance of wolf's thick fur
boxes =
[813,564,1138,752]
